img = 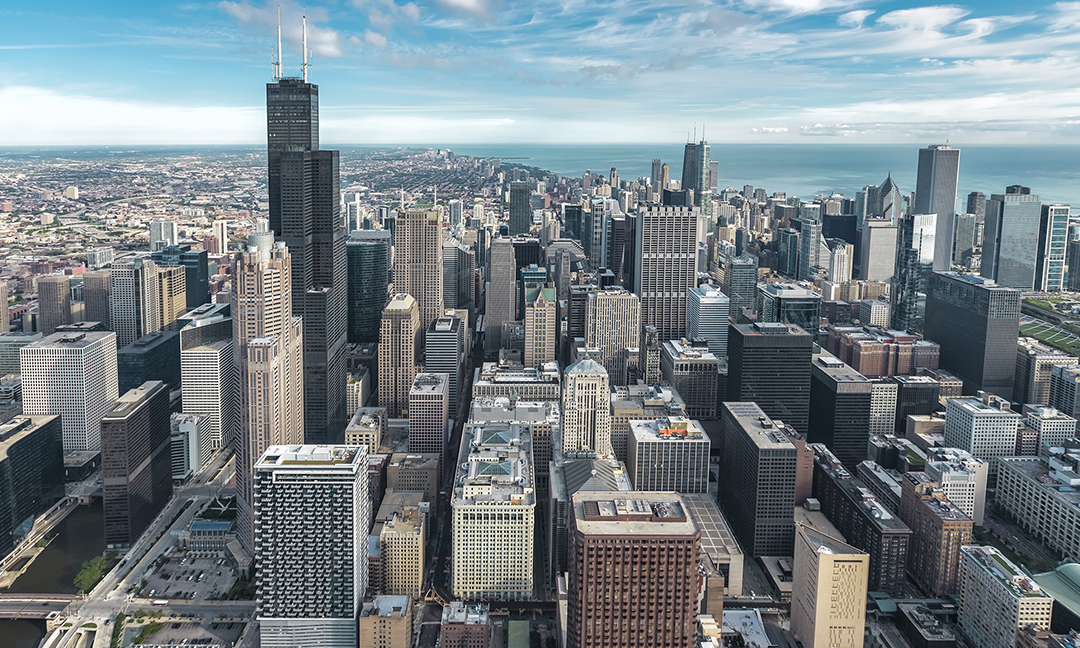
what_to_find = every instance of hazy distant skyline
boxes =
[3,1,1080,145]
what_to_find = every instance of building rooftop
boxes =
[813,349,872,385]
[0,415,59,462]
[410,372,447,395]
[384,293,416,313]
[572,492,698,536]
[453,422,534,507]
[475,361,560,385]
[26,330,114,350]
[896,603,957,643]
[725,403,799,450]
[681,493,743,564]
[721,609,773,648]
[630,416,707,442]
[442,601,489,626]
[798,522,865,556]
[257,444,363,468]
[662,339,718,361]
[794,501,847,542]
[962,545,1049,599]
[104,381,165,419]
[360,595,411,619]
[348,407,386,431]
[470,397,559,425]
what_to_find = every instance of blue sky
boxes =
[2,0,1080,145]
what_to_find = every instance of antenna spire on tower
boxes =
[302,8,309,82]
[274,4,283,80]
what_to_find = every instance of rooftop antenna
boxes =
[273,5,282,80]
[302,9,309,82]
[702,123,706,141]
[433,185,437,208]
[400,187,404,208]
[693,126,697,142]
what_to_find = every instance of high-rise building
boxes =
[1016,337,1077,406]
[809,351,872,468]
[425,316,463,407]
[567,492,700,648]
[953,213,976,265]
[811,445,912,596]
[982,187,1043,290]
[682,138,712,215]
[797,216,822,281]
[266,75,347,446]
[778,228,800,278]
[719,402,799,556]
[660,339,719,419]
[958,546,1053,648]
[82,269,110,329]
[790,523,869,648]
[35,275,71,335]
[231,229,305,554]
[170,413,210,482]
[442,240,476,310]
[255,444,369,648]
[914,145,960,272]
[719,251,759,317]
[1026,405,1077,449]
[156,264,186,330]
[869,378,899,436]
[109,257,161,347]
[151,244,210,309]
[634,205,697,340]
[509,181,531,235]
[149,219,178,252]
[858,219,898,282]
[627,416,709,493]
[899,473,973,597]
[408,373,448,456]
[967,192,986,221]
[101,381,172,548]
[523,287,556,368]
[1050,364,1080,421]
[372,492,426,597]
[451,422,535,601]
[393,209,444,331]
[377,294,419,418]
[924,272,1020,399]
[212,220,230,253]
[179,304,236,451]
[727,322,813,433]
[358,597,413,648]
[687,285,729,357]
[485,237,515,353]
[892,212,937,331]
[21,331,118,452]
[944,394,1021,483]
[640,325,661,386]
[1038,203,1070,292]
[924,447,988,525]
[757,283,822,335]
[346,230,391,344]
[0,415,64,558]
[562,358,612,456]
[584,289,641,381]
[829,240,853,283]
[117,331,180,394]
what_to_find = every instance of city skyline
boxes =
[3,1,1080,145]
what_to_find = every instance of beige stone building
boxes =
[790,523,870,648]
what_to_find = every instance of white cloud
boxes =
[218,1,343,57]
[364,30,389,49]
[434,0,497,18]
[743,0,863,16]
[838,10,873,28]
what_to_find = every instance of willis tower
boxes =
[266,22,347,444]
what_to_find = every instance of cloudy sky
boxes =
[2,0,1080,145]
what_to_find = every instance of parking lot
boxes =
[141,553,238,602]
[124,615,246,647]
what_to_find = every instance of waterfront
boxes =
[0,619,47,648]
[6,499,105,595]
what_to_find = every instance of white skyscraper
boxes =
[584,289,641,382]
[944,394,1021,481]
[180,305,237,451]
[213,220,230,253]
[255,444,369,648]
[21,331,119,452]
[634,205,698,340]
[109,257,161,347]
[561,358,612,457]
[687,285,730,357]
[149,219,178,252]
[829,242,853,283]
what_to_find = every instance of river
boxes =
[0,500,105,648]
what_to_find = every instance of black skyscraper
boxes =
[267,76,347,444]
[509,181,531,235]
[346,230,391,344]
[726,322,813,433]
[808,352,872,468]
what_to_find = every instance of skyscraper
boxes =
[151,244,210,309]
[924,272,1020,399]
[377,294,419,418]
[681,138,711,215]
[393,209,444,330]
[346,230,391,344]
[485,237,515,353]
[408,373,449,456]
[0,416,64,558]
[231,229,305,554]
[797,217,821,281]
[966,191,986,221]
[727,322,813,433]
[212,220,230,253]
[179,304,236,451]
[892,212,937,331]
[149,219,178,252]
[101,381,172,548]
[777,228,800,278]
[687,285,729,357]
[266,74,347,445]
[509,181,531,235]
[1037,203,1070,292]
[953,213,976,265]
[719,402,799,556]
[157,264,187,330]
[859,218,898,282]
[35,275,71,335]
[634,205,697,340]
[255,445,369,648]
[809,351,872,468]
[914,144,960,272]
[790,524,869,648]
[829,241,853,283]
[982,187,1042,290]
[567,492,700,648]
[958,546,1053,648]
[109,257,161,347]
[82,269,110,328]
[442,239,475,310]
[561,358,612,456]
[720,251,759,317]
[425,316,464,406]
[584,289,641,380]
[523,286,556,368]
[21,331,118,452]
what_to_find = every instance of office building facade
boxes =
[687,285,730,357]
[727,322,813,433]
[627,416,709,493]
[790,523,869,648]
[808,351,872,468]
[109,257,161,347]
[346,230,391,344]
[408,373,449,456]
[958,545,1053,648]
[914,144,960,272]
[393,209,445,330]
[377,294,419,418]
[634,205,697,340]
